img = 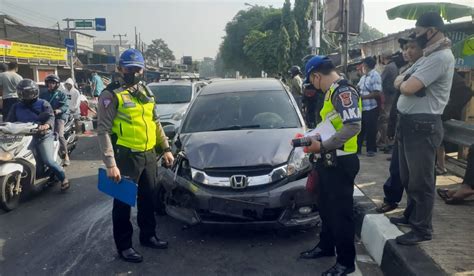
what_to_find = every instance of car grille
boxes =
[204,166,274,177]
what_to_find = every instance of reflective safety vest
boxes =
[319,81,362,154]
[111,89,157,151]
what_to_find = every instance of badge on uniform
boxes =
[122,94,136,108]
[338,91,353,107]
[102,98,112,108]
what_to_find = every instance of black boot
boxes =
[299,244,335,259]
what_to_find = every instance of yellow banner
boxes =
[0,40,67,61]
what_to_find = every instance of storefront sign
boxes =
[0,39,67,61]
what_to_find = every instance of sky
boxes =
[0,0,472,60]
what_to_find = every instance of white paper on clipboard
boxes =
[305,120,336,141]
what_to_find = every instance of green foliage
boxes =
[144,39,175,67]
[217,1,383,77]
[350,22,384,45]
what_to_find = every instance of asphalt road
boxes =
[0,136,382,276]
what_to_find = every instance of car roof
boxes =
[200,78,285,95]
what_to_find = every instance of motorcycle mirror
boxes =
[38,112,51,123]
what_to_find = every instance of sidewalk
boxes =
[355,150,473,275]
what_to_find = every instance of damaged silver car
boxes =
[158,79,319,228]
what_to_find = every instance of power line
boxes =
[2,1,59,25]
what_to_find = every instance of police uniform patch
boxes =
[121,94,132,103]
[338,91,353,107]
[102,98,112,108]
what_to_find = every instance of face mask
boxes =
[123,72,144,86]
[416,30,438,49]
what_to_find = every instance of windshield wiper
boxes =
[210,124,261,131]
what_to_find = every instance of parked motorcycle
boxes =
[0,122,61,211]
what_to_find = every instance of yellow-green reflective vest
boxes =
[111,89,157,151]
[319,83,362,154]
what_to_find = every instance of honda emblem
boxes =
[230,175,248,189]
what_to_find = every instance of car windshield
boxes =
[149,85,192,104]
[181,90,301,133]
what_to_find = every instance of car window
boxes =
[149,85,192,104]
[181,90,301,133]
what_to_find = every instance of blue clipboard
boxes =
[98,168,137,207]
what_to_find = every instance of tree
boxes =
[293,0,311,66]
[350,22,384,45]
[144,39,175,67]
[277,26,291,73]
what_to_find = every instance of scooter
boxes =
[63,113,78,155]
[0,122,61,211]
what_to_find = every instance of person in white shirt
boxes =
[63,78,81,132]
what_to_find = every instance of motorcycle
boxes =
[63,113,78,156]
[0,122,61,211]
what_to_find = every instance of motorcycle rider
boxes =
[288,65,303,110]
[6,79,70,191]
[63,78,81,132]
[40,75,70,166]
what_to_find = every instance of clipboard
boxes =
[98,168,137,207]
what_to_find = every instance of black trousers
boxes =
[2,98,19,119]
[316,154,360,267]
[398,114,443,236]
[464,145,474,189]
[113,145,158,251]
[383,141,404,204]
[358,108,379,153]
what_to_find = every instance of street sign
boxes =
[74,20,94,29]
[64,38,75,50]
[95,18,106,31]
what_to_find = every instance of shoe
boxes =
[367,151,376,157]
[118,248,143,263]
[60,179,70,192]
[321,262,355,276]
[299,245,335,259]
[376,202,398,213]
[140,236,168,249]
[396,231,432,245]
[63,158,71,167]
[389,216,410,227]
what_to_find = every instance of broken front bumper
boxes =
[158,168,319,228]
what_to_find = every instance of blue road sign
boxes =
[95,18,106,31]
[64,38,75,50]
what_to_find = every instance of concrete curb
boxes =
[353,186,447,276]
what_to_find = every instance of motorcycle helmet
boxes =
[45,74,61,91]
[288,65,302,76]
[17,79,39,105]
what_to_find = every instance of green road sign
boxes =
[75,20,94,29]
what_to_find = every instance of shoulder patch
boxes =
[338,91,353,107]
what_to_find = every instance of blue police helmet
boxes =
[119,48,145,68]
[304,55,331,84]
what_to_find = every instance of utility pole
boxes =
[311,0,320,55]
[138,32,141,51]
[113,33,127,46]
[134,27,138,49]
[62,18,75,81]
[342,0,350,75]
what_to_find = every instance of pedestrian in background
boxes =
[357,57,382,157]
[380,50,399,153]
[288,65,303,110]
[63,78,82,132]
[392,12,455,245]
[91,71,105,100]
[0,62,23,119]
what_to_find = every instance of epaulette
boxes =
[104,81,122,94]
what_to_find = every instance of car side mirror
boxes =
[163,125,176,140]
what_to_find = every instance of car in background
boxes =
[147,80,206,131]
[158,78,318,228]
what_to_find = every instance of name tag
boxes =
[121,94,136,108]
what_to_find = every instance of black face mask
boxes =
[123,72,144,86]
[416,30,438,49]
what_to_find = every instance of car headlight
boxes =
[0,151,13,162]
[287,148,310,176]
[171,111,185,121]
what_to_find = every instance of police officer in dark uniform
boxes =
[97,49,174,263]
[296,56,362,276]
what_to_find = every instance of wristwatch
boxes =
[163,147,172,153]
